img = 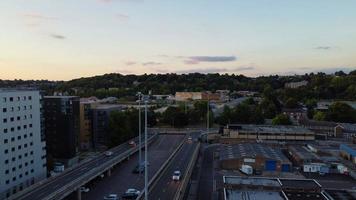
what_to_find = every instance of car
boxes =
[122,189,140,199]
[80,186,90,193]
[105,151,113,156]
[132,164,145,174]
[172,170,181,181]
[103,194,118,200]
[129,140,136,147]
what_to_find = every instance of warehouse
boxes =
[220,143,292,172]
[340,144,356,164]
[287,145,321,165]
[220,124,315,144]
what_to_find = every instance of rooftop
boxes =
[220,143,291,163]
[279,179,321,190]
[224,176,281,187]
[224,189,285,200]
[93,104,124,110]
[288,145,320,161]
[227,124,314,135]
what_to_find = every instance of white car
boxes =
[103,194,118,200]
[105,151,113,156]
[172,170,181,181]
[80,186,90,193]
[122,188,140,198]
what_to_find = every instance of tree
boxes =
[325,102,356,123]
[272,114,292,125]
[313,111,326,121]
[285,98,298,108]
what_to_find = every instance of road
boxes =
[197,145,220,200]
[15,134,156,200]
[82,134,184,200]
[148,137,198,200]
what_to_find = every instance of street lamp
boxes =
[144,98,148,200]
[136,92,142,168]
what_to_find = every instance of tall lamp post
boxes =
[144,98,148,200]
[207,94,209,133]
[137,92,142,168]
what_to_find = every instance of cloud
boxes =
[98,0,144,3]
[50,34,66,39]
[174,66,254,74]
[23,13,58,20]
[125,61,136,66]
[142,62,162,66]
[315,46,332,50]
[116,14,130,21]
[183,56,236,64]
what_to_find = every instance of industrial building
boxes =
[220,143,292,172]
[286,145,321,165]
[223,176,329,200]
[340,144,356,165]
[221,124,315,143]
[79,98,98,150]
[298,118,343,138]
[0,90,47,199]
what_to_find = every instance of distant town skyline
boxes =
[1,0,356,80]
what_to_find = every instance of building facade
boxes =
[92,104,123,150]
[0,90,47,199]
[79,99,98,150]
[43,96,80,167]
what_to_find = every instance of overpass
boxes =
[11,134,158,200]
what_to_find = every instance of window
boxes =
[18,155,22,159]
[2,97,6,102]
[17,116,20,120]
[23,96,26,100]
[30,160,34,164]
[10,117,14,122]
[12,167,16,172]
[18,145,22,150]
[9,97,13,102]
[4,128,8,133]
[17,126,21,130]
[5,170,9,174]
[30,169,34,173]
[4,139,8,144]
[3,108,7,112]
[17,106,20,111]
[4,149,8,154]
[3,118,7,123]
[28,96,32,100]
[24,134,27,138]
[24,153,28,157]
[17,136,21,140]
[5,160,9,164]
[17,97,20,101]
[29,124,32,128]
[23,125,27,129]
[29,105,32,109]
[25,171,28,175]
[23,106,26,110]
[6,180,9,184]
[12,157,16,162]
[25,162,28,167]
[10,127,14,132]
[11,137,14,142]
[11,147,15,152]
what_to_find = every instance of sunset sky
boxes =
[1,0,356,80]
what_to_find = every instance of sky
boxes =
[0,0,356,80]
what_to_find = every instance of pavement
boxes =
[148,136,199,200]
[15,134,155,200]
[81,134,184,200]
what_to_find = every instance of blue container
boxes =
[281,164,291,172]
[265,160,276,171]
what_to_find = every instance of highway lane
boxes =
[15,134,155,200]
[82,134,185,200]
[148,138,198,200]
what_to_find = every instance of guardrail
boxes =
[14,134,158,200]
[136,135,187,200]
[46,134,158,200]
[173,142,200,200]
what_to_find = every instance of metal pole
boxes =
[138,94,142,167]
[207,96,209,133]
[144,100,148,200]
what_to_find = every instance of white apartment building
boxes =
[0,89,47,199]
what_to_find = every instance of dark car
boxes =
[132,164,145,174]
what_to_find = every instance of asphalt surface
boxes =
[15,135,155,200]
[197,145,219,200]
[148,137,198,200]
[82,134,184,200]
